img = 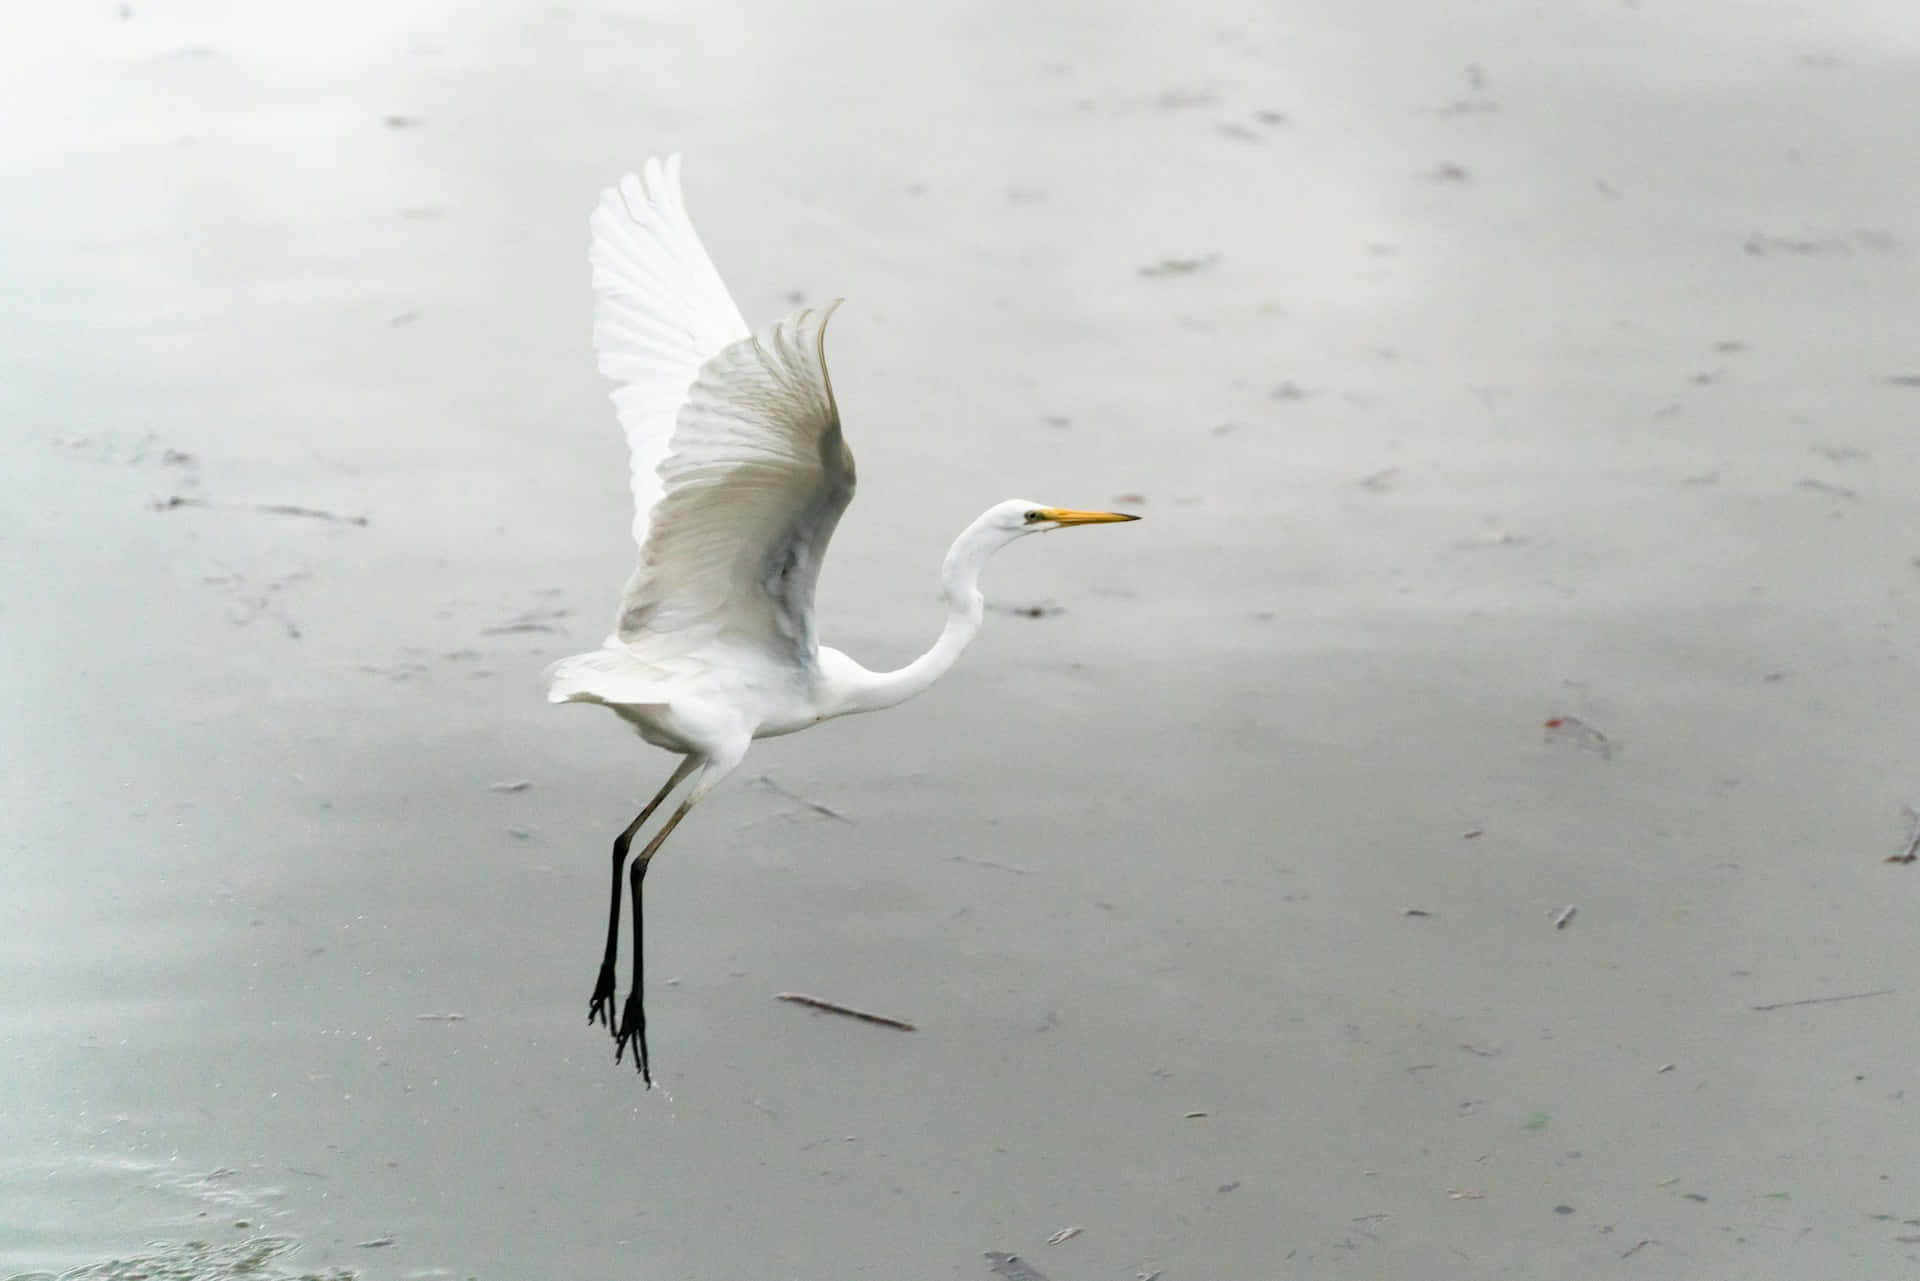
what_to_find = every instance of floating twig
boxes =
[1796,477,1858,501]
[489,780,532,793]
[775,992,915,1031]
[948,854,1030,875]
[753,774,852,823]
[1553,905,1578,930]
[155,494,369,525]
[1751,989,1893,1012]
[1045,1226,1082,1245]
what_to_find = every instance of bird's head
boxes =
[989,499,1140,539]
[940,499,1142,611]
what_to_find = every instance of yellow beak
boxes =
[1037,508,1141,526]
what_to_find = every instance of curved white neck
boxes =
[831,513,1011,715]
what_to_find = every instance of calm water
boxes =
[6,1,1919,1276]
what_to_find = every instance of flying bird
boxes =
[548,155,1137,1085]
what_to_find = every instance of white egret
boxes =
[548,156,1138,1085]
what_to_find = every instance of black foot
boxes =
[614,991,652,1087]
[588,963,619,1034]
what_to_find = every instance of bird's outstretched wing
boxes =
[591,154,752,549]
[614,303,856,664]
[591,157,855,666]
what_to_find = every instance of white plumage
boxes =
[547,155,1138,1086]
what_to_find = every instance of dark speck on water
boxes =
[1139,254,1218,278]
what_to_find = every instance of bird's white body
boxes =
[548,155,1134,1083]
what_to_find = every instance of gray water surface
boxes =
[6,1,1920,1277]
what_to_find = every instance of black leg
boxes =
[591,757,695,1034]
[615,797,695,1087]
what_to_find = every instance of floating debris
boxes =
[1543,716,1613,760]
[1138,254,1219,278]
[1457,530,1530,549]
[1751,989,1893,1012]
[776,992,916,1031]
[1045,1226,1082,1245]
[1797,477,1858,501]
[38,1236,326,1280]
[752,774,852,823]
[489,780,532,793]
[947,854,1029,875]
[1889,807,1920,864]
[1553,905,1578,931]
[985,1252,1050,1281]
[1357,467,1400,492]
[359,662,427,682]
[989,600,1066,619]
[155,495,369,525]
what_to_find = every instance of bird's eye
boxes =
[1024,510,1042,523]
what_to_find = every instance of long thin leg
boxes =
[590,755,698,1033]
[614,797,697,1085]
[614,745,745,1087]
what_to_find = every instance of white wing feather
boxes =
[590,154,751,548]
[554,159,857,712]
[615,303,855,664]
